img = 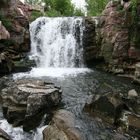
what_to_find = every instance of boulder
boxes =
[0,52,14,74]
[0,128,12,140]
[0,21,10,40]
[84,90,140,137]
[1,79,62,131]
[43,110,83,140]
[128,89,138,98]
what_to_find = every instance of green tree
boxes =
[25,0,40,5]
[86,0,109,16]
[44,0,84,16]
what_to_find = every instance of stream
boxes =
[0,68,140,140]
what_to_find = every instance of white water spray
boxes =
[30,17,85,68]
[13,17,91,78]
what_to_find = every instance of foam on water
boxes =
[13,67,91,79]
[29,17,85,68]
[0,119,47,140]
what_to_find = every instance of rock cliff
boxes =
[0,0,31,75]
[85,0,140,83]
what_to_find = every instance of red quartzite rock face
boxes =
[100,0,131,64]
[90,0,140,82]
[0,0,32,74]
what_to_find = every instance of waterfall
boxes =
[29,17,85,68]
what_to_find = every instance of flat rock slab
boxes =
[0,78,62,131]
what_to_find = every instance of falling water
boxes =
[30,17,85,68]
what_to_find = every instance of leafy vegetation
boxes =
[85,0,109,16]
[130,0,138,44]
[0,14,12,30]
[131,0,137,18]
[25,0,84,17]
[44,0,84,16]
[30,11,44,21]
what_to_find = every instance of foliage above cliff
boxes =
[25,0,84,17]
[85,0,108,16]
[0,14,12,30]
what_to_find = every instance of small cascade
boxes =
[29,17,85,68]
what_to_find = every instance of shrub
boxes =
[44,0,84,17]
[30,11,44,21]
[85,0,108,16]
[0,14,12,30]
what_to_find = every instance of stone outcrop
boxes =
[84,89,140,138]
[0,52,14,74]
[84,0,140,83]
[83,17,103,66]
[0,128,12,140]
[1,79,62,131]
[100,0,132,64]
[0,21,10,40]
[43,109,83,140]
[0,0,31,75]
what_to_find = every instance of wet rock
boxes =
[84,90,140,137]
[0,21,10,40]
[0,0,31,75]
[112,68,124,74]
[43,109,83,140]
[128,89,138,98]
[1,79,62,131]
[0,52,14,74]
[0,128,12,140]
[84,93,128,123]
[135,63,140,79]
[83,17,103,66]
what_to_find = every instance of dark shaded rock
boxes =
[84,89,140,138]
[0,128,12,140]
[43,109,83,140]
[1,79,62,131]
[0,52,14,74]
[13,58,35,73]
[83,17,103,66]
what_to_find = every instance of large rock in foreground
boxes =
[1,79,62,131]
[43,109,83,140]
[84,90,140,138]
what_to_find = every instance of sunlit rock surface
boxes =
[1,78,62,131]
[43,109,83,140]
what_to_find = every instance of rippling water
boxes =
[0,69,139,140]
